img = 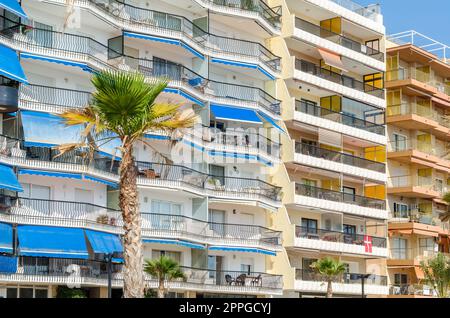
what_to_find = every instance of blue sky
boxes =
[357,0,450,45]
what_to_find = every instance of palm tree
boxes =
[58,70,195,297]
[310,257,347,298]
[144,256,186,298]
[420,252,450,298]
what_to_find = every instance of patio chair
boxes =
[225,274,235,285]
[235,274,247,286]
[251,274,262,287]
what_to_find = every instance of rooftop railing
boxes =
[0,134,282,202]
[295,59,385,99]
[1,256,283,290]
[0,195,282,247]
[329,0,381,22]
[295,225,386,247]
[295,142,385,173]
[294,100,386,136]
[295,18,384,61]
[295,268,387,286]
[294,183,386,210]
[0,19,281,115]
[84,0,281,71]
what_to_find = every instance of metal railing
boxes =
[386,69,450,96]
[387,175,437,190]
[0,134,282,202]
[389,284,436,296]
[204,0,282,29]
[390,209,449,229]
[295,59,385,99]
[388,248,445,261]
[295,268,387,285]
[3,256,283,290]
[83,0,281,71]
[0,18,281,114]
[295,100,385,135]
[0,195,282,247]
[386,103,437,120]
[295,18,383,61]
[295,225,386,247]
[295,142,385,173]
[294,183,386,210]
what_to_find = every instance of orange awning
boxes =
[317,48,348,72]
[414,267,425,280]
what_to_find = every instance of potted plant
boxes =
[96,214,109,224]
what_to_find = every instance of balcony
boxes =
[389,284,436,298]
[329,0,382,23]
[0,21,281,115]
[295,183,385,210]
[386,68,450,98]
[387,175,441,199]
[0,256,283,295]
[0,195,282,250]
[18,84,281,161]
[295,59,384,100]
[295,268,388,295]
[294,225,387,257]
[388,248,448,266]
[295,17,384,62]
[293,100,386,145]
[194,0,282,31]
[0,134,282,206]
[390,209,450,232]
[294,142,385,181]
[66,0,281,74]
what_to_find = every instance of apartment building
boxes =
[268,0,389,297]
[0,0,286,298]
[385,31,450,298]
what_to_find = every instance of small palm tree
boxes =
[420,252,450,298]
[310,257,347,298]
[144,256,186,298]
[58,70,195,297]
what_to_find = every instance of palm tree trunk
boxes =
[120,143,144,298]
[326,280,333,298]
[157,279,165,298]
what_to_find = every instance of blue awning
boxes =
[84,230,123,255]
[0,44,27,83]
[210,104,263,124]
[20,52,93,72]
[257,111,286,134]
[0,222,13,253]
[19,169,82,180]
[0,255,18,273]
[0,164,23,192]
[0,0,27,19]
[208,246,276,256]
[84,176,118,188]
[17,225,89,259]
[143,238,205,250]
[20,110,84,146]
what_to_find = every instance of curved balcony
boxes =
[193,0,281,32]
[295,17,384,62]
[0,134,282,207]
[295,59,384,99]
[45,0,281,74]
[0,195,282,250]
[18,84,282,162]
[0,256,283,295]
[0,22,281,115]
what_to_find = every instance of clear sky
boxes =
[357,0,450,46]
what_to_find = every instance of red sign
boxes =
[364,235,373,253]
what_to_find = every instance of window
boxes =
[301,218,318,234]
[19,184,51,214]
[435,179,443,194]
[365,39,380,54]
[343,224,356,235]
[151,250,181,264]
[394,273,408,286]
[343,186,356,202]
[240,258,253,274]
[364,73,384,91]
[6,288,17,298]
[75,188,93,204]
[151,200,182,215]
[5,286,48,298]
[209,165,225,185]
[419,238,435,255]
[392,238,408,259]
[392,133,407,151]
[393,202,409,218]
[298,99,318,116]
